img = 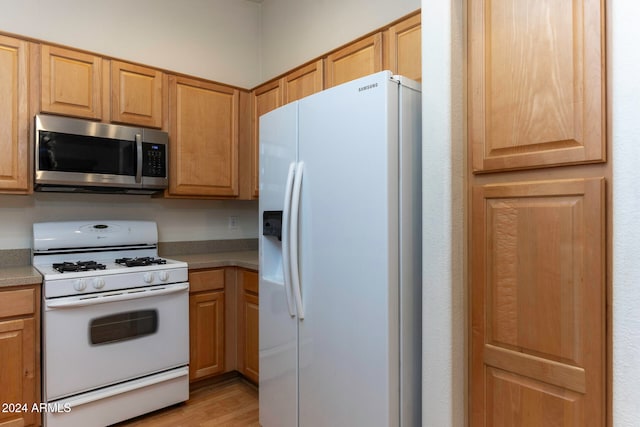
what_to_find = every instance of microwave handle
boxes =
[135,134,143,184]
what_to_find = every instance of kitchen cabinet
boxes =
[168,75,239,197]
[251,80,283,198]
[384,12,421,82]
[468,0,605,172]
[0,35,30,194]
[237,268,259,383]
[471,178,605,426]
[110,60,165,128]
[324,32,383,88]
[283,59,324,104]
[189,268,225,382]
[39,44,104,120]
[0,285,41,427]
[38,45,167,128]
[468,2,607,424]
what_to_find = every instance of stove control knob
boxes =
[158,271,169,282]
[143,272,154,284]
[74,279,87,292]
[93,278,106,289]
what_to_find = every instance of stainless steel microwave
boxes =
[34,114,168,194]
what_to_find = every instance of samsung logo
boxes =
[358,83,378,92]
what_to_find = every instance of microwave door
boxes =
[35,130,141,189]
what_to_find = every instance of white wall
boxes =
[0,194,258,249]
[421,0,465,425]
[611,1,640,424]
[0,0,261,88]
[259,0,420,81]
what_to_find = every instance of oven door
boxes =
[43,282,189,401]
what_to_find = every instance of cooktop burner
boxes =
[115,257,167,267]
[52,261,107,273]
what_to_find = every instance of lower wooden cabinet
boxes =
[237,269,259,383]
[0,285,40,427]
[188,269,225,382]
[187,267,259,384]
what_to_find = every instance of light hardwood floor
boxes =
[112,377,259,427]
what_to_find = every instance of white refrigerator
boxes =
[259,70,421,427]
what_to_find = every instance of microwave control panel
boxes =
[142,143,167,177]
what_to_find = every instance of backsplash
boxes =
[0,193,258,250]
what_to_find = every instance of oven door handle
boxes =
[56,366,188,409]
[45,283,189,309]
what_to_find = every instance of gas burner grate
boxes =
[115,257,167,267]
[53,261,107,273]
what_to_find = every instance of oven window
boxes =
[90,310,158,345]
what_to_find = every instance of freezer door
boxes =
[259,101,299,427]
[296,71,401,426]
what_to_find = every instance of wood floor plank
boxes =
[112,377,259,427]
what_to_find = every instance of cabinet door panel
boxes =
[0,318,36,427]
[471,178,605,426]
[384,13,421,82]
[111,61,164,128]
[0,35,29,193]
[243,292,259,383]
[325,33,383,88]
[189,291,225,381]
[468,0,605,171]
[169,76,239,197]
[283,60,324,104]
[40,45,102,119]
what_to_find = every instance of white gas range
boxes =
[32,220,190,427]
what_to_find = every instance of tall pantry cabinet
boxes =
[468,0,608,426]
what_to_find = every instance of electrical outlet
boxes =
[228,216,239,230]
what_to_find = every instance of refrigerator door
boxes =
[259,102,299,427]
[296,71,401,426]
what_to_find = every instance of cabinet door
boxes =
[111,60,164,128]
[468,0,605,172]
[189,290,225,381]
[324,33,383,88]
[471,178,605,426]
[0,35,29,194]
[384,13,421,82]
[242,292,259,384]
[40,45,103,120]
[169,75,239,197]
[0,318,37,426]
[238,269,259,383]
[252,80,283,198]
[283,60,324,104]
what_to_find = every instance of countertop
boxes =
[0,250,258,289]
[168,250,258,271]
[0,265,43,288]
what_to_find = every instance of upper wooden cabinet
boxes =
[0,35,30,194]
[384,13,421,82]
[468,0,605,172]
[40,45,104,120]
[325,33,383,88]
[168,75,239,197]
[252,80,284,198]
[283,59,324,104]
[111,60,164,128]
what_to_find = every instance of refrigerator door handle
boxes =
[281,162,297,317]
[290,161,305,320]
